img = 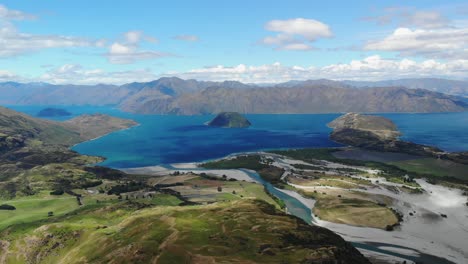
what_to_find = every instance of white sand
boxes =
[359,248,416,264]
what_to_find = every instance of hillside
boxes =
[344,78,468,97]
[0,199,368,263]
[0,107,137,197]
[0,106,137,147]
[0,106,81,147]
[131,85,467,114]
[64,114,138,141]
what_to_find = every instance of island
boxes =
[328,113,441,156]
[207,112,251,128]
[37,107,72,117]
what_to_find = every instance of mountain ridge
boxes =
[2,77,468,114]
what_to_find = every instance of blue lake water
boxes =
[7,105,468,168]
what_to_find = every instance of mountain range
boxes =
[1,77,467,114]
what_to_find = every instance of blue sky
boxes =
[0,0,467,84]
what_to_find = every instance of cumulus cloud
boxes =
[363,7,450,29]
[4,56,468,85]
[171,56,468,83]
[106,31,169,64]
[260,18,332,51]
[365,27,468,59]
[173,35,199,42]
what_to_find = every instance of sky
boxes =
[0,0,467,84]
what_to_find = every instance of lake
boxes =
[7,105,468,168]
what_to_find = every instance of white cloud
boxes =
[105,31,168,64]
[0,4,35,21]
[0,21,100,57]
[3,56,468,85]
[0,69,20,81]
[39,64,158,85]
[124,30,158,44]
[173,35,199,42]
[261,18,332,51]
[402,11,450,29]
[363,8,450,29]
[171,56,468,83]
[265,18,332,40]
[124,31,142,44]
[365,27,468,59]
[0,7,161,62]
[0,5,99,58]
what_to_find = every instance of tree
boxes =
[48,211,54,217]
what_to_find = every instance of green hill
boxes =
[0,199,368,263]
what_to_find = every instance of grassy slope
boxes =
[0,199,368,264]
[390,158,468,181]
[271,148,467,186]
[0,106,81,146]
[0,107,138,198]
[0,191,79,231]
[181,176,280,207]
[306,191,398,229]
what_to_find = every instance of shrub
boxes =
[50,189,64,195]
[0,204,16,210]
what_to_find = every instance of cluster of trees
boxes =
[107,181,147,195]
